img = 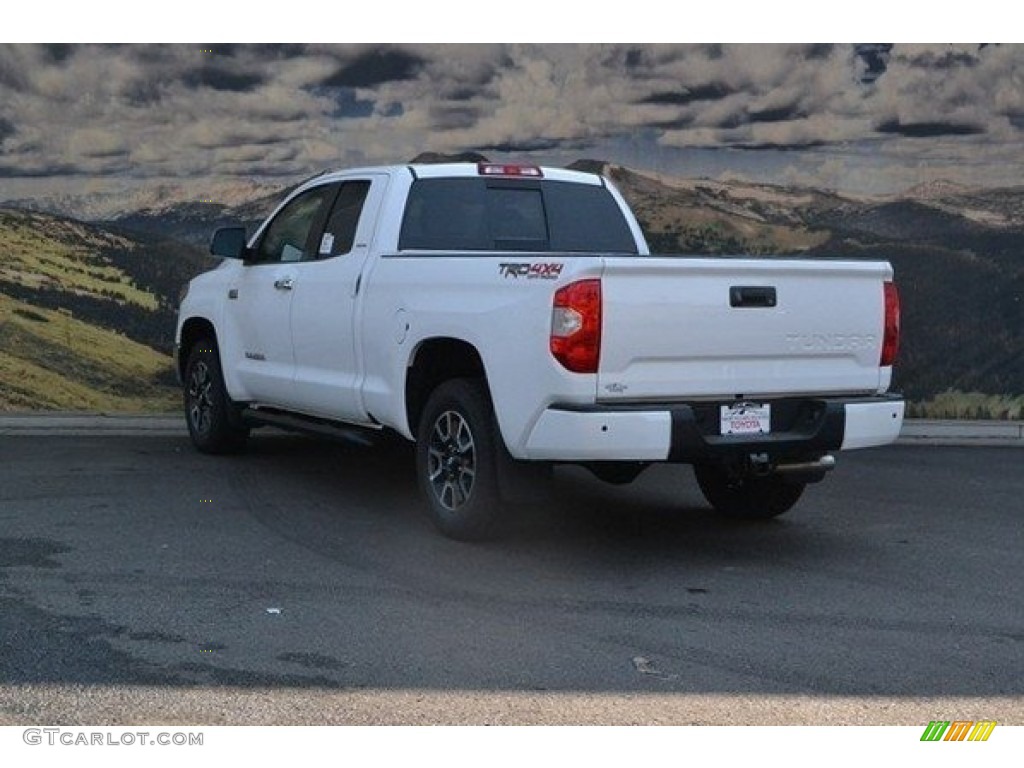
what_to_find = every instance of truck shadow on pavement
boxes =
[231,432,837,566]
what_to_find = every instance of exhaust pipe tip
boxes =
[772,454,836,483]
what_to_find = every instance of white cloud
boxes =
[0,43,1021,194]
[68,129,129,159]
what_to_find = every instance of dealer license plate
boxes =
[720,403,771,436]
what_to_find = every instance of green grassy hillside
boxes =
[0,207,212,411]
[0,293,177,410]
[0,210,158,308]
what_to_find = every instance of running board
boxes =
[241,407,381,445]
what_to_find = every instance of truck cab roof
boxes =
[311,163,605,187]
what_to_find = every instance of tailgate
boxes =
[598,257,891,401]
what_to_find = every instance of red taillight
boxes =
[477,162,543,178]
[550,279,602,373]
[881,281,900,366]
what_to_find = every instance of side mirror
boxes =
[210,227,248,259]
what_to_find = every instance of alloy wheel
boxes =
[426,410,477,511]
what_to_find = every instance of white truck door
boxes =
[226,184,337,406]
[289,174,388,421]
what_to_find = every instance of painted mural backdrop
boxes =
[1,44,1021,415]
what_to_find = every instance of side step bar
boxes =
[240,407,381,446]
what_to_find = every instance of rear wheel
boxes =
[416,378,501,541]
[694,463,805,519]
[183,337,248,454]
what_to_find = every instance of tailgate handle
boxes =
[730,286,777,308]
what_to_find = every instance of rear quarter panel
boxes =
[359,253,604,454]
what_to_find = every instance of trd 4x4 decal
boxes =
[498,263,564,280]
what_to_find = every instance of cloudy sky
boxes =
[0,43,1022,199]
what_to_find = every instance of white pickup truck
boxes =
[175,162,904,539]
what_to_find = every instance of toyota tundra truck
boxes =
[174,162,904,540]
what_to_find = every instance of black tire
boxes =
[586,462,650,486]
[694,463,805,520]
[415,378,501,541]
[183,337,249,454]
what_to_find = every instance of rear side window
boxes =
[399,178,637,254]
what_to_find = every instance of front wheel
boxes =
[415,378,501,541]
[694,463,806,520]
[183,337,249,454]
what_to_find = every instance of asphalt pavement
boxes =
[0,424,1021,724]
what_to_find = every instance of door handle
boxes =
[273,277,294,291]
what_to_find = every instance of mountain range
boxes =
[1,158,1022,411]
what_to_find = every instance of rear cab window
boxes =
[398,177,638,254]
